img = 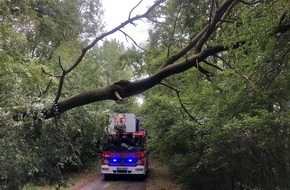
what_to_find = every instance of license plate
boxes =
[117,167,127,171]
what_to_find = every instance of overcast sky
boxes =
[101,0,152,45]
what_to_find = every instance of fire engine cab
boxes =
[101,113,149,179]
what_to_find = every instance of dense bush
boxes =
[143,94,290,190]
[0,104,106,189]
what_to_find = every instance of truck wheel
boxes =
[104,174,112,181]
[145,168,149,177]
[138,174,146,181]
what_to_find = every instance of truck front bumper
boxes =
[101,165,146,175]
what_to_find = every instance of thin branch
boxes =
[58,56,65,72]
[201,59,224,71]
[215,54,258,90]
[119,29,149,53]
[38,79,52,97]
[41,67,61,78]
[129,0,143,19]
[146,17,166,25]
[158,26,208,70]
[240,0,263,5]
[278,9,287,25]
[160,82,202,125]
[166,3,183,58]
[194,58,212,78]
[163,79,187,94]
[207,0,215,33]
[38,82,43,97]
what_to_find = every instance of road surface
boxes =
[69,160,181,190]
[70,173,146,190]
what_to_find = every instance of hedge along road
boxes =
[69,159,181,190]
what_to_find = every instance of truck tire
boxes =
[104,174,112,181]
[145,168,149,177]
[138,174,146,181]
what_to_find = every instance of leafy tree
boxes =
[140,1,290,189]
[0,0,107,189]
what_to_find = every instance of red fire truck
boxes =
[101,113,149,179]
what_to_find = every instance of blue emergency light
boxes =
[126,158,137,164]
[109,157,137,165]
[110,158,119,163]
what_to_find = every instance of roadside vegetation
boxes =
[23,160,101,190]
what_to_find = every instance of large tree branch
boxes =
[13,0,238,121]
[33,45,228,119]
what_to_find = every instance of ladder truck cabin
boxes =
[101,113,149,179]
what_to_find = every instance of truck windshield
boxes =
[103,133,145,151]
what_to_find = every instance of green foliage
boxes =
[119,46,147,78]
[0,0,109,189]
[0,106,107,189]
[0,0,140,188]
[143,77,290,189]
[142,1,290,189]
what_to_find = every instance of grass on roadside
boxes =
[23,159,101,190]
[146,159,182,190]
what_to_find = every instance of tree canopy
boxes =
[7,0,288,120]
